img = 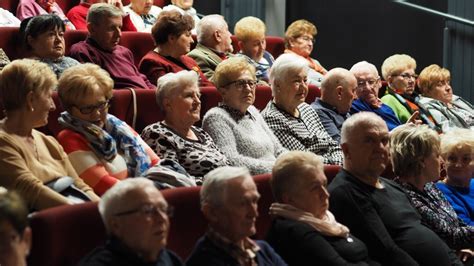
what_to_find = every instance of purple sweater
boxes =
[69,37,155,90]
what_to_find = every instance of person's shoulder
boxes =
[159,249,184,266]
[78,245,115,266]
[203,106,230,120]
[260,101,277,117]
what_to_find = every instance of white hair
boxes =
[340,111,386,144]
[156,70,199,113]
[349,61,379,77]
[99,178,156,232]
[269,53,309,96]
[196,14,227,45]
[200,166,251,207]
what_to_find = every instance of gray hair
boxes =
[200,166,251,207]
[340,111,386,144]
[440,128,474,158]
[99,178,156,232]
[87,3,123,24]
[155,70,199,113]
[349,61,379,77]
[269,53,308,96]
[196,14,227,45]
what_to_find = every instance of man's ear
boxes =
[22,227,32,256]
[213,30,221,43]
[336,85,343,99]
[87,22,95,35]
[202,203,218,224]
[341,142,350,159]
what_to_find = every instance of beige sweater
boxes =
[0,129,99,210]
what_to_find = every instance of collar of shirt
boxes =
[218,104,256,121]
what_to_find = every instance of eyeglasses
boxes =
[225,79,257,90]
[297,36,315,44]
[395,73,418,80]
[74,99,111,115]
[114,204,174,218]
[357,78,379,88]
[446,155,472,166]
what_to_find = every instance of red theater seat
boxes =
[64,30,88,56]
[0,0,19,12]
[0,27,23,60]
[134,88,164,133]
[119,31,155,67]
[230,35,285,59]
[55,0,80,14]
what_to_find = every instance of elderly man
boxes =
[311,68,356,143]
[187,14,233,81]
[328,112,461,266]
[80,178,183,265]
[70,3,155,90]
[187,166,286,266]
[349,61,401,131]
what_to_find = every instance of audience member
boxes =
[0,189,31,266]
[0,59,99,210]
[70,3,155,90]
[349,61,402,131]
[0,7,21,26]
[80,178,183,266]
[16,0,75,29]
[311,67,356,143]
[234,16,274,85]
[436,129,474,225]
[187,166,286,266]
[284,19,326,87]
[202,57,286,175]
[267,151,374,265]
[261,54,343,165]
[0,48,11,71]
[57,64,159,196]
[123,0,162,32]
[141,70,228,180]
[328,112,457,265]
[187,14,233,81]
[418,64,474,131]
[391,124,474,255]
[163,0,200,34]
[23,14,79,78]
[67,0,137,31]
[138,10,211,86]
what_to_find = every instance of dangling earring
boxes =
[31,107,34,112]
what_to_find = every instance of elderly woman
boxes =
[261,53,343,165]
[141,70,228,180]
[267,151,373,265]
[57,63,159,196]
[202,57,286,175]
[139,10,211,86]
[23,14,80,78]
[123,0,162,32]
[284,19,327,87]
[436,129,474,226]
[418,64,474,131]
[234,16,274,84]
[16,0,75,29]
[163,0,200,34]
[391,124,474,253]
[0,59,99,210]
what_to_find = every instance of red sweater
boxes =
[67,3,137,31]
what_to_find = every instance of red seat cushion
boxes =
[64,30,88,56]
[0,0,19,12]
[0,27,23,60]
[134,88,164,133]
[119,31,155,67]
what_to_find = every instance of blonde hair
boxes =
[58,63,113,112]
[390,124,439,177]
[381,54,417,80]
[284,19,317,48]
[234,16,266,42]
[440,128,474,159]
[417,64,451,95]
[0,59,56,112]
[213,57,256,89]
[271,151,324,202]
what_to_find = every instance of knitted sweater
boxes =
[202,105,286,175]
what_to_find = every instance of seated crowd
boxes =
[0,1,473,265]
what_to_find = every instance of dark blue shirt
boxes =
[350,99,401,131]
[311,98,350,143]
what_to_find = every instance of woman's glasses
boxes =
[74,99,111,115]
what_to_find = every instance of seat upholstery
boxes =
[0,26,23,60]
[0,0,19,12]
[119,31,155,67]
[64,30,88,56]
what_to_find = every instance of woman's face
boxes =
[289,34,314,58]
[426,80,453,104]
[445,146,473,181]
[220,70,256,113]
[170,30,194,56]
[388,68,417,95]
[31,88,56,129]
[131,0,153,15]
[239,36,266,62]
[172,0,193,10]
[165,84,201,125]
[421,149,444,183]
[69,86,110,128]
[28,27,65,59]
[274,68,308,109]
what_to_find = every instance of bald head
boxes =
[320,68,357,114]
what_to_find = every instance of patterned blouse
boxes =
[141,122,229,178]
[396,179,474,249]
[40,56,80,79]
[261,101,343,165]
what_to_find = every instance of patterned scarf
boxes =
[59,112,152,176]
[284,49,327,75]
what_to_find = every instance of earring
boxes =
[31,107,34,112]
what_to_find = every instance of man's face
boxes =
[353,68,381,107]
[207,176,260,242]
[110,187,170,262]
[88,16,122,51]
[217,22,233,53]
[342,121,390,179]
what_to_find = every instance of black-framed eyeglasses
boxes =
[225,79,257,90]
[73,99,111,115]
[395,73,418,80]
[114,204,174,218]
[357,78,380,88]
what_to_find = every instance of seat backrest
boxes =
[64,30,88,56]
[134,88,164,133]
[324,164,342,184]
[306,84,321,103]
[0,26,23,60]
[253,173,273,240]
[119,31,155,67]
[0,0,19,12]
[55,0,80,14]
[265,36,285,59]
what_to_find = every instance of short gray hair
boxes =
[155,70,199,113]
[349,61,379,77]
[196,14,227,45]
[99,178,156,232]
[201,166,250,207]
[440,128,474,158]
[340,111,386,144]
[87,3,123,24]
[269,53,308,96]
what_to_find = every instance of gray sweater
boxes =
[202,105,287,175]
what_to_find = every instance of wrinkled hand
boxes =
[406,111,422,125]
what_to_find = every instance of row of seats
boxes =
[27,166,343,266]
[0,27,286,67]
